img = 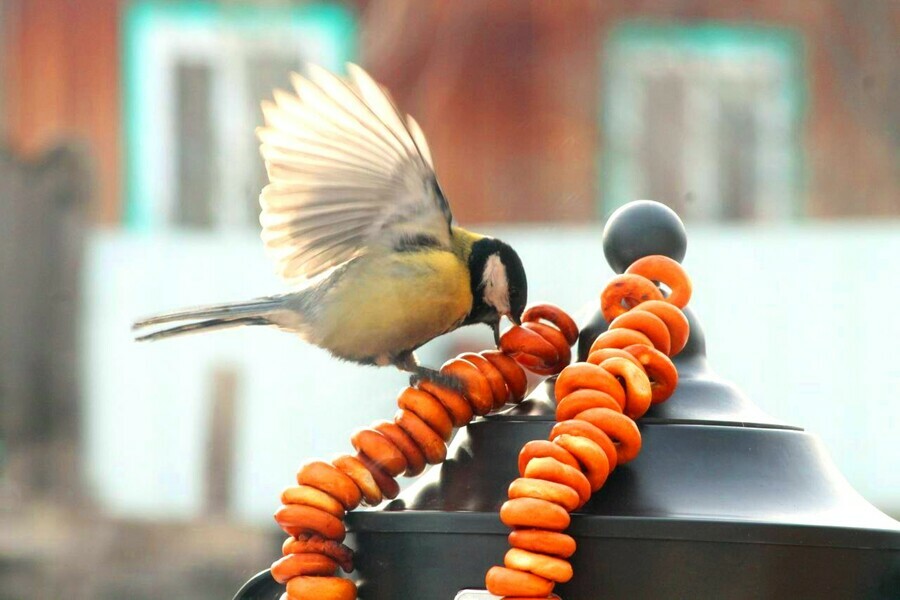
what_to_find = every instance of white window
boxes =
[124,3,356,230]
[602,24,805,222]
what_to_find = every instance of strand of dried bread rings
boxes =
[272,303,579,600]
[485,255,692,599]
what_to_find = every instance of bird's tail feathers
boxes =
[134,316,270,342]
[132,296,284,342]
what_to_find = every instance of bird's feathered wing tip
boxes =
[256,62,452,286]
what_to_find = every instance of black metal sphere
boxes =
[602,200,687,273]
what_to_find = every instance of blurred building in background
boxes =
[4,0,899,227]
[1,1,898,598]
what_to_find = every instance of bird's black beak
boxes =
[492,313,521,347]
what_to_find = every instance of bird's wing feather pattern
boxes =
[257,63,451,283]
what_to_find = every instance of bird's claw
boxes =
[409,369,466,394]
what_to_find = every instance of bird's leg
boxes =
[393,351,465,393]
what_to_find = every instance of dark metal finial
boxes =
[602,200,687,274]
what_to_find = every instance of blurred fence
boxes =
[0,145,87,500]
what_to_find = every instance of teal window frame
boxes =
[122,1,357,229]
[600,22,807,221]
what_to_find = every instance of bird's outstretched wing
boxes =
[257,63,452,284]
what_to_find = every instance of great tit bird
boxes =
[133,64,528,386]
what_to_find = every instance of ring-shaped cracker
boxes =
[600,273,663,322]
[575,407,642,464]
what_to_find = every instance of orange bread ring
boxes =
[634,300,690,356]
[459,352,509,409]
[271,552,338,583]
[482,350,528,403]
[281,485,345,519]
[442,358,494,415]
[500,497,571,531]
[274,504,346,541]
[598,357,652,419]
[626,255,692,309]
[555,389,621,422]
[418,380,474,427]
[296,462,362,511]
[504,548,573,583]
[500,325,556,369]
[485,566,554,598]
[517,439,580,475]
[523,456,592,506]
[522,322,572,370]
[553,433,610,493]
[357,452,400,500]
[286,575,357,600]
[625,343,679,403]
[394,409,447,464]
[508,529,576,558]
[522,304,580,346]
[585,347,642,369]
[575,408,642,464]
[609,310,671,355]
[550,419,618,471]
[555,362,625,411]
[508,477,581,512]
[283,535,354,573]
[589,328,653,353]
[349,428,407,476]
[396,388,454,442]
[500,323,570,376]
[600,273,663,322]
[332,454,382,506]
[372,420,426,477]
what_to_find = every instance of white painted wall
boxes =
[82,223,900,522]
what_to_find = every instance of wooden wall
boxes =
[361,1,602,223]
[2,0,121,224]
[360,0,900,221]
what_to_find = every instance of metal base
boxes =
[232,569,280,600]
[345,415,900,599]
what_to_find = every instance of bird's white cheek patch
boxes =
[482,254,511,314]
